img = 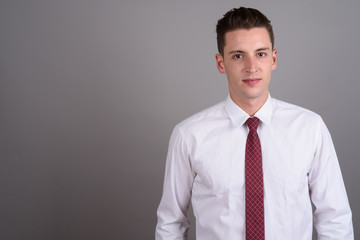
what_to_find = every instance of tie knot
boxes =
[246,117,260,132]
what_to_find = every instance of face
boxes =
[216,27,277,107]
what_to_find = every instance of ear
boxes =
[272,49,278,70]
[215,54,226,74]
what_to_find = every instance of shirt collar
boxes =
[225,94,273,127]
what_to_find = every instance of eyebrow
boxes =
[228,47,271,55]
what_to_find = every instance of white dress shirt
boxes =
[156,95,353,240]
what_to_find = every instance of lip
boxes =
[243,78,261,86]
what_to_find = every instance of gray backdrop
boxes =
[1,0,359,239]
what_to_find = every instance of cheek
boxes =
[263,61,275,72]
[226,69,242,81]
[225,63,243,75]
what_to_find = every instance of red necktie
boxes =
[245,117,264,240]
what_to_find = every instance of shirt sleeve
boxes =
[308,117,354,240]
[155,125,196,240]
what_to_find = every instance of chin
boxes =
[243,91,268,100]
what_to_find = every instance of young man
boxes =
[156,7,353,240]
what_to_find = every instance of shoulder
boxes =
[272,98,322,119]
[173,100,228,136]
[271,97,324,128]
[177,100,227,129]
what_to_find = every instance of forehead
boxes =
[224,27,272,52]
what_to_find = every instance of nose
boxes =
[244,56,257,73]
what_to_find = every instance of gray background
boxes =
[1,0,359,239]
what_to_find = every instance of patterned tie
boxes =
[245,117,264,240]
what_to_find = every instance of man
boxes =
[156,7,353,240]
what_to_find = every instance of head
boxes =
[216,7,274,56]
[215,7,277,114]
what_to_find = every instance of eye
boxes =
[257,52,266,57]
[233,54,243,59]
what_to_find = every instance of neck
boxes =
[230,93,268,116]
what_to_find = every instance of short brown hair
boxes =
[216,7,274,56]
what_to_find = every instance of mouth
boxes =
[243,78,261,86]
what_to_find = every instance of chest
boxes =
[190,127,315,194]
